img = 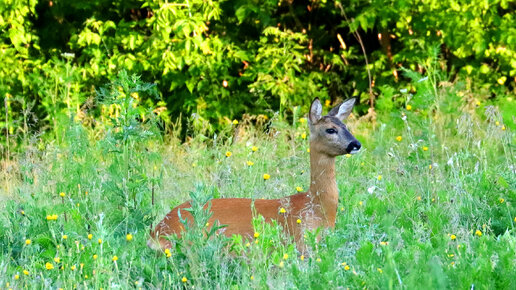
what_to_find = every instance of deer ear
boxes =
[309,98,322,124]
[328,98,355,121]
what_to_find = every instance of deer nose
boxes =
[346,140,361,154]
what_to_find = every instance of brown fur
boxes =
[148,98,360,252]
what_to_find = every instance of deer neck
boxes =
[308,149,338,227]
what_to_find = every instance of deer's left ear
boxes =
[309,98,323,124]
[328,98,355,121]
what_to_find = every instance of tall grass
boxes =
[0,72,514,289]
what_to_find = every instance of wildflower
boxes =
[377,268,383,273]
[225,151,232,157]
[93,254,98,260]
[475,230,482,237]
[325,100,331,107]
[301,133,307,139]
[59,192,66,197]
[112,255,118,262]
[380,241,389,246]
[205,223,210,227]
[263,174,270,180]
[247,161,254,166]
[126,233,133,241]
[222,80,228,88]
[423,146,429,151]
[165,248,171,258]
[23,270,29,275]
[377,175,382,181]
[341,262,347,266]
[345,154,351,158]
[299,118,306,124]
[396,136,402,142]
[54,257,60,263]
[25,239,31,245]
[62,235,68,240]
[344,265,350,271]
[416,196,422,201]
[14,274,19,280]
[406,105,412,110]
[316,258,321,262]
[46,214,58,221]
[279,207,286,214]
[254,232,260,238]
[499,198,505,203]
[450,234,456,240]
[45,262,54,270]
[502,125,506,131]
[360,162,365,166]
[182,277,188,283]
[307,148,310,153]
[245,242,250,247]
[251,146,258,152]
[21,210,25,215]
[296,186,303,192]
[250,275,254,280]
[300,255,304,261]
[476,101,481,106]
[279,261,284,268]
[495,121,500,126]
[98,239,102,244]
[359,201,363,206]
[71,265,76,271]
[88,234,93,240]
[283,253,289,260]
[296,219,302,224]
[232,119,238,125]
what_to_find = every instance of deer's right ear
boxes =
[309,98,322,124]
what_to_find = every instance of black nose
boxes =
[346,140,361,153]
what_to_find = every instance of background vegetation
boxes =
[0,0,515,288]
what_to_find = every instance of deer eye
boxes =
[326,128,337,134]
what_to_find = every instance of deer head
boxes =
[308,98,361,157]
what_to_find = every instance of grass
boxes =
[0,75,515,289]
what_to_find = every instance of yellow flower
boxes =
[299,118,306,124]
[93,254,98,260]
[251,146,258,152]
[301,133,307,139]
[377,268,383,273]
[165,248,171,258]
[112,255,118,261]
[88,234,93,240]
[25,239,31,245]
[59,192,66,197]
[246,161,254,166]
[345,153,352,158]
[499,198,505,203]
[14,274,19,280]
[126,233,133,241]
[263,174,270,180]
[423,146,429,151]
[283,253,289,260]
[45,262,54,270]
[406,105,412,111]
[306,148,310,153]
[225,151,232,157]
[316,258,321,262]
[377,175,383,181]
[279,207,286,214]
[324,99,331,107]
[380,241,389,246]
[495,121,500,126]
[396,136,402,142]
[23,270,29,275]
[54,257,60,263]
[359,201,363,206]
[245,242,250,247]
[98,239,102,244]
[181,276,188,283]
[300,255,304,261]
[21,210,25,215]
[450,234,456,240]
[71,265,76,271]
[250,275,254,280]
[254,232,260,238]
[501,125,506,131]
[416,196,422,201]
[296,186,303,192]
[62,235,68,240]
[279,261,284,268]
[344,265,350,271]
[475,230,482,237]
[296,219,302,224]
[232,119,238,125]
[46,214,58,221]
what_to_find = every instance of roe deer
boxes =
[148,98,361,252]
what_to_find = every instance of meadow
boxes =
[0,73,515,289]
